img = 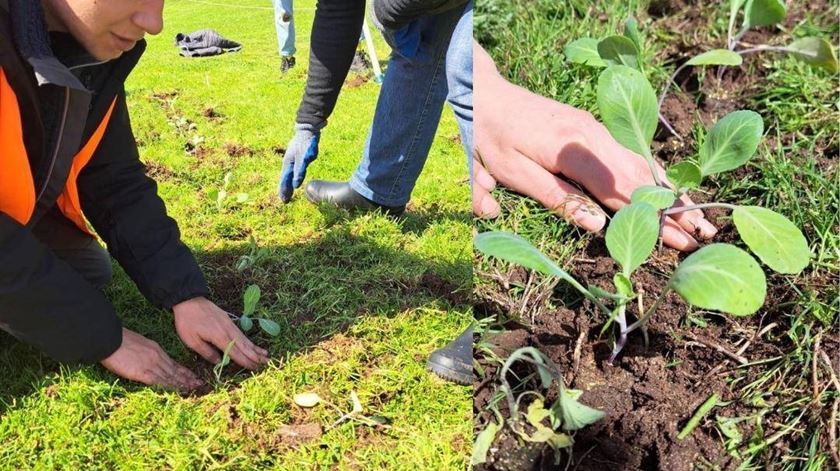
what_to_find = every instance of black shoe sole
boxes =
[427,362,471,385]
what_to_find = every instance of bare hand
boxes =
[473,41,717,251]
[173,297,269,370]
[101,328,204,391]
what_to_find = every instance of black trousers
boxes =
[31,208,113,289]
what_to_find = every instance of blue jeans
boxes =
[273,0,295,57]
[350,2,473,207]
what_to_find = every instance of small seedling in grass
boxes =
[565,12,838,138]
[213,340,236,383]
[207,171,249,210]
[236,235,270,271]
[471,346,605,466]
[235,284,282,337]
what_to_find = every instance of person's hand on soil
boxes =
[278,122,322,202]
[473,41,717,252]
[100,328,204,391]
[173,297,269,370]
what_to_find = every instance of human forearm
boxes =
[295,0,366,127]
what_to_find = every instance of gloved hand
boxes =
[278,123,322,202]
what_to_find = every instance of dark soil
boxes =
[474,233,815,470]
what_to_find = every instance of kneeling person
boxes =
[0,0,267,390]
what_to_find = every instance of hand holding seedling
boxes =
[173,296,269,370]
[100,328,204,392]
[473,42,716,251]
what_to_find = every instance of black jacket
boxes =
[0,1,209,363]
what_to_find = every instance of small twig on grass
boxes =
[820,351,840,391]
[683,332,747,365]
[812,332,823,402]
[572,327,586,380]
[830,398,840,470]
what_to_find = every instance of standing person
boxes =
[0,0,268,391]
[272,0,296,73]
[277,0,473,385]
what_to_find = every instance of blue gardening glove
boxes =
[278,123,321,203]
[393,21,421,58]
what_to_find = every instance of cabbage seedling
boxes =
[234,284,282,337]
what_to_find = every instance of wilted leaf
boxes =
[243,284,261,316]
[666,161,703,191]
[743,0,785,28]
[258,318,281,336]
[698,110,763,176]
[669,244,766,316]
[686,49,743,66]
[564,38,607,67]
[606,203,660,276]
[787,37,839,73]
[631,185,677,209]
[471,422,499,465]
[597,65,657,160]
[556,388,606,431]
[597,36,639,69]
[733,206,810,274]
[293,392,322,408]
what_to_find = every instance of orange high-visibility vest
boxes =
[0,68,116,236]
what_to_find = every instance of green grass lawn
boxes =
[475,0,838,469]
[0,0,471,468]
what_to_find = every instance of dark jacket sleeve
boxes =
[78,90,210,309]
[295,0,366,127]
[0,214,123,363]
[373,0,468,29]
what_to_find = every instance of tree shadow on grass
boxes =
[0,225,471,410]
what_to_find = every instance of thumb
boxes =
[292,135,319,188]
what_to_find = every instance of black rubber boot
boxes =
[304,180,406,216]
[426,327,473,385]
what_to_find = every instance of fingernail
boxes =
[694,218,718,239]
[479,197,500,218]
[571,206,607,232]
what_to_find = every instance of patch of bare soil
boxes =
[223,142,254,158]
[475,231,821,470]
[345,74,372,89]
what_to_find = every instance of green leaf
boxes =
[613,273,634,297]
[733,206,810,274]
[597,65,657,160]
[697,110,764,176]
[556,388,606,431]
[526,399,552,429]
[730,0,746,20]
[605,203,660,276]
[235,192,249,203]
[686,49,743,66]
[239,315,253,332]
[243,284,261,316]
[666,161,703,191]
[564,38,607,67]
[597,36,639,69]
[743,0,785,28]
[623,17,642,52]
[787,37,839,74]
[678,393,719,440]
[471,422,499,465]
[474,232,578,286]
[631,185,677,209]
[669,244,766,316]
[258,318,281,336]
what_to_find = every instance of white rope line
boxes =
[180,0,316,11]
